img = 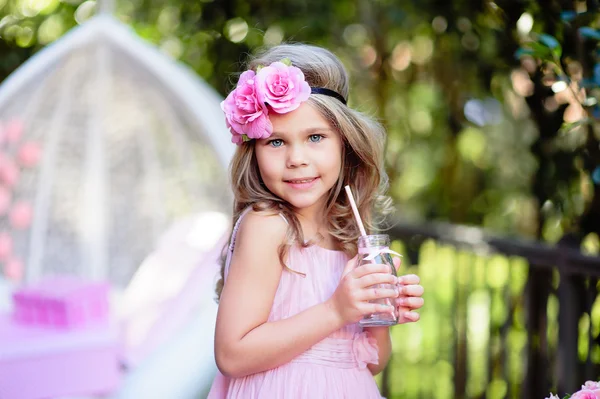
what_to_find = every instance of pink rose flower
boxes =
[583,382,600,390]
[255,61,311,114]
[9,201,33,230]
[18,141,42,168]
[571,389,600,399]
[221,70,272,141]
[4,256,23,281]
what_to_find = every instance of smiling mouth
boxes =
[285,177,318,184]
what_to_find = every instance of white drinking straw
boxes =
[344,185,367,237]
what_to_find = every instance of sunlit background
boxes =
[0,0,599,398]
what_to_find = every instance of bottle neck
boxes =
[357,234,390,249]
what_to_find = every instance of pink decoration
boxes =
[0,232,13,261]
[0,186,12,216]
[221,70,272,143]
[5,119,23,143]
[351,331,379,369]
[3,257,23,281]
[0,314,121,399]
[17,142,42,168]
[571,390,600,399]
[255,61,311,113]
[9,202,33,230]
[583,382,600,390]
[221,60,314,144]
[12,276,110,329]
[0,157,19,188]
[548,381,600,398]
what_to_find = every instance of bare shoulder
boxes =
[237,210,288,242]
[234,210,288,259]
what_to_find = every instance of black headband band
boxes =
[310,87,347,105]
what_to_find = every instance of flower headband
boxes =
[221,59,347,145]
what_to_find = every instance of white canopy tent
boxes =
[0,8,234,399]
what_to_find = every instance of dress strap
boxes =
[224,207,253,277]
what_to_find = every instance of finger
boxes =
[397,274,420,285]
[392,256,402,270]
[352,263,393,279]
[395,297,424,309]
[395,305,409,319]
[398,284,424,297]
[357,272,398,289]
[361,287,399,302]
[342,254,359,277]
[396,311,420,324]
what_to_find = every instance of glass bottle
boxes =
[356,234,398,327]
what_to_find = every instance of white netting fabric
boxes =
[0,37,231,287]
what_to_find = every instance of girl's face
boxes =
[255,102,343,218]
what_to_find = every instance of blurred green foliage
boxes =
[384,234,600,398]
[1,0,598,246]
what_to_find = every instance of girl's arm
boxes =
[214,211,397,378]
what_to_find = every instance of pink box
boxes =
[0,314,121,399]
[12,276,110,329]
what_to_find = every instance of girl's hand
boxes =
[392,257,424,324]
[327,255,399,325]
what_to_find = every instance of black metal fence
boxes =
[382,221,600,399]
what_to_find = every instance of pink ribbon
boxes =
[352,331,379,369]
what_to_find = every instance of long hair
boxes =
[215,43,392,300]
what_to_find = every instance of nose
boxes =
[286,144,309,168]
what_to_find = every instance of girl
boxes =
[209,44,424,398]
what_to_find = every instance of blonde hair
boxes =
[215,43,392,300]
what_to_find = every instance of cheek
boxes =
[255,148,279,184]
[322,143,343,178]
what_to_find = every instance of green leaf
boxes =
[280,57,292,66]
[242,134,250,142]
[524,41,553,59]
[552,46,562,59]
[538,33,562,59]
[256,64,264,72]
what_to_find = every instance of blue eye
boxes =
[268,139,284,147]
[309,134,323,143]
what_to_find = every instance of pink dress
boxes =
[208,209,383,399]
